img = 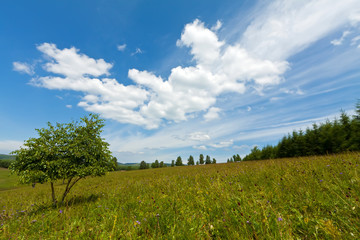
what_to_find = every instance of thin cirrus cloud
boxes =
[18,0,360,131]
[240,0,360,61]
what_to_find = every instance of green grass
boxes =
[0,168,19,191]
[1,153,359,239]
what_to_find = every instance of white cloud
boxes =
[0,140,23,154]
[281,87,304,95]
[351,35,360,45]
[204,107,221,121]
[209,140,233,148]
[241,0,360,61]
[19,1,360,130]
[211,20,222,32]
[247,106,252,112]
[131,48,142,56]
[117,44,127,51]
[13,62,34,75]
[331,30,351,46]
[66,105,72,108]
[193,145,207,150]
[37,43,112,78]
[349,11,360,26]
[188,132,211,141]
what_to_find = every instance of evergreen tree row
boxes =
[171,154,217,167]
[243,101,360,161]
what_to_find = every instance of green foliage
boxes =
[175,156,183,166]
[205,155,211,164]
[212,158,216,164]
[0,159,13,168]
[1,153,359,239]
[171,160,175,167]
[139,161,149,170]
[199,154,204,164]
[187,155,194,165]
[9,114,112,205]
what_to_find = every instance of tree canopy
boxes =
[10,114,113,205]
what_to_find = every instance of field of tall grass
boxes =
[1,153,359,239]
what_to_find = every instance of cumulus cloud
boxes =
[37,43,112,78]
[19,1,360,129]
[204,107,221,121]
[117,44,127,51]
[13,62,34,75]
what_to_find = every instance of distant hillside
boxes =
[117,162,139,166]
[0,154,15,160]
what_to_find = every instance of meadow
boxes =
[1,153,359,239]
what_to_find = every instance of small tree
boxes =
[159,161,164,168]
[171,160,175,167]
[187,155,195,165]
[139,161,148,169]
[10,114,112,206]
[212,158,216,164]
[205,155,211,164]
[154,160,159,168]
[175,156,183,166]
[199,154,204,164]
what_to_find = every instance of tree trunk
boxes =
[60,177,82,204]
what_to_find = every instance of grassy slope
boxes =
[0,153,359,239]
[0,168,19,190]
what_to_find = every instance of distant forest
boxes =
[243,100,360,161]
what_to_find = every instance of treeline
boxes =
[243,102,360,161]
[226,154,242,163]
[138,154,217,170]
[170,154,217,166]
[139,160,167,169]
[0,159,13,168]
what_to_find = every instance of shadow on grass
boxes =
[64,193,100,207]
[26,193,101,216]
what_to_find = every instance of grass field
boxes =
[0,153,359,239]
[0,168,19,191]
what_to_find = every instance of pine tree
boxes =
[187,155,195,165]
[205,155,211,164]
[154,160,159,168]
[199,154,204,164]
[175,156,183,166]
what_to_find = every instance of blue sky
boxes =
[1,0,360,163]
